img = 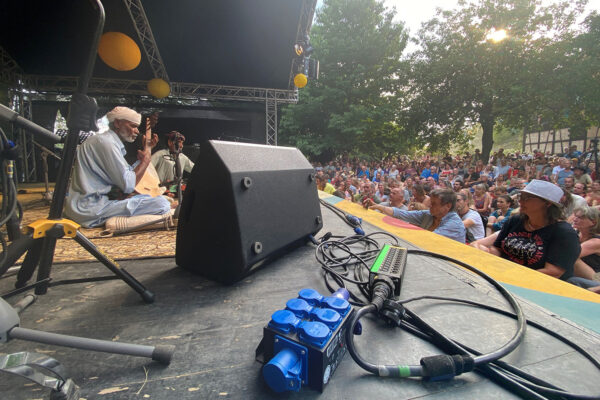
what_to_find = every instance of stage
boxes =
[0,199,599,399]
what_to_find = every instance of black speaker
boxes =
[176,140,322,283]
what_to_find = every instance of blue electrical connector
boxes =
[256,288,355,393]
[344,214,365,235]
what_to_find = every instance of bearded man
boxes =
[65,106,171,227]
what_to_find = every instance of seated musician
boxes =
[151,130,195,188]
[65,106,171,227]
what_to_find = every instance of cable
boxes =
[320,199,365,235]
[399,295,600,399]
[407,249,527,366]
[317,199,600,398]
[0,126,21,275]
[314,232,398,305]
[0,126,19,227]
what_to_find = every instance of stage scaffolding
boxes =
[1,0,318,169]
[123,0,169,82]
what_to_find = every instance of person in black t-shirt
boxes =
[472,180,580,280]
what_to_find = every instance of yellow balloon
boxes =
[98,32,141,71]
[294,73,308,88]
[147,78,170,99]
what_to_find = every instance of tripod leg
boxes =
[73,231,155,303]
[15,239,44,288]
[9,327,173,364]
[34,236,59,295]
[0,234,36,277]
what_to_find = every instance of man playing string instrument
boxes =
[65,106,171,227]
[151,130,195,189]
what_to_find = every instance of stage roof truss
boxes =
[7,75,298,104]
[0,45,23,86]
[122,0,169,82]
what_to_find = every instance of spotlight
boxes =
[295,44,304,56]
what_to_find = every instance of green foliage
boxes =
[404,0,588,161]
[280,0,598,161]
[279,0,408,160]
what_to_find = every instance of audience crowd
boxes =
[314,144,600,293]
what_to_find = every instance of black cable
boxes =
[400,295,600,399]
[318,200,599,398]
[0,178,19,227]
[344,253,599,398]
[407,249,527,366]
[314,232,398,305]
[0,126,20,274]
[0,127,19,227]
[344,250,527,378]
[399,314,553,400]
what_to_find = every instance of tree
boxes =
[513,10,600,144]
[406,0,587,161]
[570,12,600,130]
[279,0,408,161]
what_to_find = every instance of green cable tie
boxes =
[398,365,411,377]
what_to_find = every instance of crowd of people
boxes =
[315,146,600,294]
[60,105,598,294]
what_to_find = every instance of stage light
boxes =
[97,32,141,71]
[295,44,304,56]
[294,73,308,88]
[147,78,170,98]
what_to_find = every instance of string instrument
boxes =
[134,116,166,197]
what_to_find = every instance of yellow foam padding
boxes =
[322,194,600,304]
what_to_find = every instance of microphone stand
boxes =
[0,294,173,400]
[172,142,183,219]
[0,4,174,398]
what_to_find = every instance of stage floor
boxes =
[1,202,599,399]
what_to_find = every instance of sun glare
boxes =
[486,28,508,43]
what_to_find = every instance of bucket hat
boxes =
[520,179,563,207]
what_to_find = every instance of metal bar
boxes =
[73,231,155,304]
[9,75,299,103]
[265,92,277,145]
[122,0,169,81]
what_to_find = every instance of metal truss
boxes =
[287,0,318,88]
[171,82,297,103]
[9,75,298,104]
[0,46,23,87]
[265,91,278,145]
[122,0,169,81]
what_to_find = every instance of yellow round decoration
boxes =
[294,73,308,88]
[97,32,141,71]
[147,78,170,99]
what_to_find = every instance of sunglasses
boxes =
[518,192,543,202]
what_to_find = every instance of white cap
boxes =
[520,179,563,207]
[106,106,141,125]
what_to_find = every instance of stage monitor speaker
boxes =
[176,140,323,284]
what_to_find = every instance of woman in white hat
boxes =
[471,180,580,280]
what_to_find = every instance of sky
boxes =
[379,0,460,35]
[316,0,600,37]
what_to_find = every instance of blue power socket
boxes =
[255,288,355,393]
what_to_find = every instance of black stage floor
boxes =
[1,205,599,399]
